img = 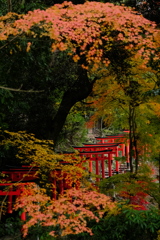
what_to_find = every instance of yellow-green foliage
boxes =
[0,130,87,188]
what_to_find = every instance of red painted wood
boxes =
[95,156,99,181]
[101,160,105,178]
[20,212,26,221]
[89,159,92,173]
[2,170,38,182]
[108,154,112,177]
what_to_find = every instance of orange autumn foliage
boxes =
[14,183,115,237]
[0,2,159,70]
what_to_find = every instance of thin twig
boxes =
[0,85,44,93]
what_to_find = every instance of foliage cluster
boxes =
[88,205,160,240]
[14,183,115,238]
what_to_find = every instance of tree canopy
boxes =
[0,2,159,65]
[0,1,159,145]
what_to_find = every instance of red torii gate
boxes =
[73,139,130,175]
[95,135,130,168]
[78,149,113,180]
[73,144,126,179]
[0,183,27,221]
[0,165,72,218]
[82,142,123,173]
[73,144,119,174]
[0,166,39,221]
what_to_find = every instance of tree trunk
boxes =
[129,104,133,173]
[50,66,95,146]
[133,110,139,174]
[7,0,12,12]
[129,105,139,174]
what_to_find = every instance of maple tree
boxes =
[0,1,159,145]
[14,183,115,238]
[0,1,159,64]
